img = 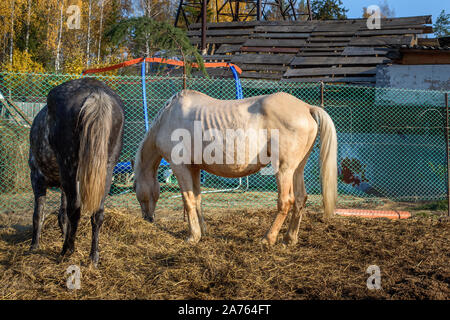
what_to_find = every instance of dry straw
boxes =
[0,207,449,299]
[0,119,31,194]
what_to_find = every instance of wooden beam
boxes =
[189,21,261,29]
[202,55,232,61]
[298,52,343,56]
[215,44,242,54]
[240,46,299,53]
[243,39,306,47]
[254,25,316,33]
[342,46,390,56]
[231,54,294,65]
[187,29,254,36]
[190,36,248,44]
[280,76,375,83]
[311,31,357,36]
[300,47,345,52]
[308,37,353,42]
[251,32,310,39]
[349,36,413,46]
[291,56,390,66]
[284,66,377,77]
[355,29,423,36]
[301,42,349,47]
[240,71,283,80]
[240,64,288,72]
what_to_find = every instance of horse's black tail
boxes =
[77,90,113,212]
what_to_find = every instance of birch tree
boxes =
[55,0,64,72]
[25,0,31,52]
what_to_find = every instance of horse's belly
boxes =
[30,146,61,187]
[199,163,264,178]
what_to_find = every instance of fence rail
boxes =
[0,72,448,213]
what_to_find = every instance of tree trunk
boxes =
[97,0,106,63]
[45,2,52,50]
[55,1,64,72]
[25,0,32,52]
[86,0,93,67]
[9,0,15,65]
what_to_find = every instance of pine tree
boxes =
[310,0,347,20]
[434,10,450,38]
[105,16,206,76]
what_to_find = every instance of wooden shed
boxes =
[187,16,434,85]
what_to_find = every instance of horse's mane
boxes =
[134,91,181,174]
[149,91,181,130]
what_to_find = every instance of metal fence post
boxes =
[320,81,324,107]
[445,92,449,217]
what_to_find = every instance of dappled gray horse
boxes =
[29,78,124,266]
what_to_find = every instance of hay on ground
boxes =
[0,207,448,299]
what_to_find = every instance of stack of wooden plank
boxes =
[187,16,432,84]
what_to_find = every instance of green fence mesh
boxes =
[0,72,448,214]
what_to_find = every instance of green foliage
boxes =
[105,17,206,76]
[310,0,348,20]
[415,200,448,211]
[434,10,450,38]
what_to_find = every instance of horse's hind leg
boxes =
[30,172,47,250]
[283,165,307,246]
[89,202,105,266]
[60,175,81,258]
[262,167,295,246]
[89,166,114,266]
[58,191,68,239]
[192,167,207,235]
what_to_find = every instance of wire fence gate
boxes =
[0,72,449,213]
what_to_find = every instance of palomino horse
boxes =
[134,90,337,246]
[29,78,124,265]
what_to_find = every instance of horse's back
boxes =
[46,78,124,151]
[168,90,315,132]
[47,78,123,119]
[31,78,125,185]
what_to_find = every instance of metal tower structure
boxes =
[174,0,312,28]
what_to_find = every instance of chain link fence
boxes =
[0,72,448,213]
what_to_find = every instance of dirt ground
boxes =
[0,203,449,300]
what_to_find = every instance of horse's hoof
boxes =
[61,245,74,257]
[89,253,99,268]
[143,216,154,223]
[29,243,39,251]
[261,236,275,248]
[186,236,200,244]
[282,237,298,247]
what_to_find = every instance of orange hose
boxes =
[82,57,242,75]
[335,209,411,220]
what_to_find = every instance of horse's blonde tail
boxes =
[310,106,338,218]
[77,90,113,213]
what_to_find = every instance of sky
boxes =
[341,0,449,23]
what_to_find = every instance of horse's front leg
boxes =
[172,165,202,243]
[30,172,47,251]
[192,167,207,236]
